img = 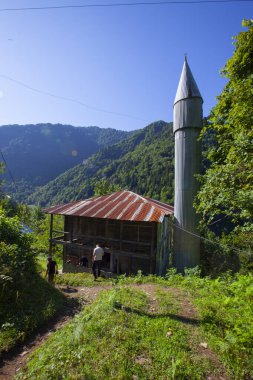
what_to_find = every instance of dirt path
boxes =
[0,284,228,380]
[0,285,109,380]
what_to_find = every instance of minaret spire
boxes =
[174,57,202,105]
[173,59,203,272]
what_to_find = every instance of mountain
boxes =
[0,123,130,200]
[28,121,176,206]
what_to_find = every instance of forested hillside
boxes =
[0,123,129,200]
[29,120,214,207]
[29,121,179,206]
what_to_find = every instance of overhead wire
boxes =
[208,215,228,226]
[170,219,253,256]
[0,74,149,123]
[0,0,252,12]
[0,148,18,193]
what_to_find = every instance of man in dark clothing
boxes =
[80,256,88,267]
[46,257,58,284]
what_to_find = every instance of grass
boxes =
[193,273,253,379]
[55,272,113,287]
[54,270,167,287]
[0,267,250,379]
[0,273,66,356]
[15,271,253,379]
[17,286,213,380]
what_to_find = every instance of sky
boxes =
[0,1,252,131]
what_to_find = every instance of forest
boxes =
[0,123,129,200]
[0,20,252,380]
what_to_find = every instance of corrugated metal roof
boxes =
[44,190,174,223]
[174,57,203,105]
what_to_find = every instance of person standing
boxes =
[46,256,58,284]
[92,243,104,280]
[80,255,88,267]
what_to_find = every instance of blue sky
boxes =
[0,1,252,131]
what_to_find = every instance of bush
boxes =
[0,208,35,292]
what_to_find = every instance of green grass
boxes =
[0,273,66,355]
[15,271,253,379]
[192,273,253,379]
[54,270,168,287]
[55,272,113,287]
[17,286,218,380]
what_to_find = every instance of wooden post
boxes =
[49,214,54,257]
[120,221,123,251]
[150,222,155,273]
[117,254,120,274]
[118,221,124,275]
[110,252,114,272]
[105,219,108,239]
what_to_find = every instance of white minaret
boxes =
[173,57,203,272]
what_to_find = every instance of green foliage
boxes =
[196,20,253,259]
[0,206,65,354]
[29,121,175,206]
[0,273,65,354]
[17,205,64,260]
[93,178,121,196]
[28,120,212,207]
[194,273,253,379]
[199,229,242,276]
[0,208,34,283]
[0,204,33,295]
[0,124,129,202]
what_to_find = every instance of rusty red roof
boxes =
[43,190,174,223]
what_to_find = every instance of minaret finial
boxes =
[184,53,188,62]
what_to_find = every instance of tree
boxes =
[0,207,35,294]
[196,20,253,254]
[93,178,121,197]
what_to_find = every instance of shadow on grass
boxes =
[114,303,200,326]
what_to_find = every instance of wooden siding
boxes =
[50,216,158,275]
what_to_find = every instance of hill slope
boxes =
[0,123,129,199]
[29,121,175,206]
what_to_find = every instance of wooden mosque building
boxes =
[44,190,174,275]
[44,58,204,274]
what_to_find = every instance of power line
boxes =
[0,0,252,12]
[208,215,228,226]
[0,74,148,123]
[0,149,18,193]
[170,220,253,256]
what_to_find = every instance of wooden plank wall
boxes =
[61,216,157,274]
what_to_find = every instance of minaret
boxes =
[173,57,203,272]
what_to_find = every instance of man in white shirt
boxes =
[92,243,104,280]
